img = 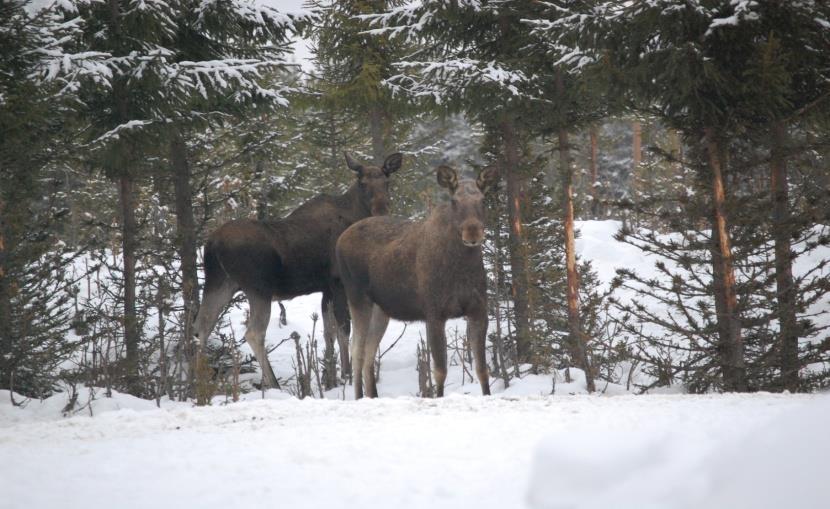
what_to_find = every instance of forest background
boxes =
[2,0,829,404]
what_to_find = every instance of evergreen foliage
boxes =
[1,0,828,399]
[0,0,103,397]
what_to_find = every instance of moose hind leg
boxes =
[361,305,390,398]
[193,278,237,352]
[426,319,448,397]
[331,282,352,383]
[348,297,373,399]
[244,292,279,390]
[467,310,491,396]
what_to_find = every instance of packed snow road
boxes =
[1,392,826,509]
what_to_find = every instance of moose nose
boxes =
[461,221,484,247]
[371,198,389,216]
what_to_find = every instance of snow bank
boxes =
[0,388,162,424]
[1,393,819,509]
[527,394,830,509]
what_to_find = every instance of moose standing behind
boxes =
[337,165,500,398]
[193,152,404,389]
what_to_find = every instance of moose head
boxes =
[436,165,500,247]
[345,152,403,216]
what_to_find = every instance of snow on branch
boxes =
[704,0,760,36]
[15,2,112,93]
[386,58,529,103]
[90,119,154,146]
[195,0,314,31]
[358,0,483,40]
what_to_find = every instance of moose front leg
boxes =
[426,319,448,397]
[467,308,491,396]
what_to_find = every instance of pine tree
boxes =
[308,0,414,165]
[579,1,830,391]
[66,0,305,395]
[729,1,830,391]
[574,0,761,390]
[0,0,103,396]
[523,1,625,390]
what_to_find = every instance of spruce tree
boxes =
[308,0,413,165]
[574,0,830,391]
[67,0,305,395]
[0,0,103,396]
[575,0,760,390]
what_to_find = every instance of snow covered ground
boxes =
[3,220,828,508]
[1,391,827,509]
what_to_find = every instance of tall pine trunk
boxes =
[118,174,141,395]
[770,122,799,391]
[632,120,642,168]
[0,196,9,390]
[559,127,595,393]
[704,128,746,392]
[107,0,142,395]
[501,117,531,364]
[170,132,201,398]
[487,192,511,385]
[369,106,386,166]
[630,120,643,226]
[589,125,600,219]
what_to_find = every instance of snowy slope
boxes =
[0,393,825,509]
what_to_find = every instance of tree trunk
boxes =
[171,132,199,316]
[704,128,746,392]
[489,195,509,388]
[0,196,5,281]
[254,159,267,220]
[559,128,596,393]
[669,129,682,165]
[170,132,202,400]
[632,120,642,168]
[589,125,600,219]
[0,196,10,390]
[107,0,140,395]
[771,122,799,391]
[630,120,643,226]
[118,174,141,396]
[369,106,386,166]
[501,117,531,364]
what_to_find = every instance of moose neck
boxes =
[343,182,372,219]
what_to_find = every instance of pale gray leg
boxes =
[193,279,237,352]
[361,305,390,398]
[348,298,373,399]
[244,293,278,389]
[467,309,491,395]
[426,319,448,397]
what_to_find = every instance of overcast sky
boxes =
[269,0,314,72]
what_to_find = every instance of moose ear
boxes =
[436,165,458,192]
[344,152,362,173]
[476,165,500,194]
[382,152,403,176]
